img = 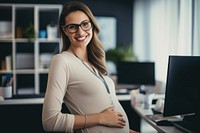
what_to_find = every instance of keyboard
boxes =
[173,120,200,133]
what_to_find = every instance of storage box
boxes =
[0,21,12,39]
[40,53,53,68]
[16,53,34,69]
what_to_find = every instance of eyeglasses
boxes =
[62,20,92,33]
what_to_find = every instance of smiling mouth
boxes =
[76,36,87,41]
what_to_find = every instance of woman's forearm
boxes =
[74,113,100,129]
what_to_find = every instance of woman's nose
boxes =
[76,26,84,34]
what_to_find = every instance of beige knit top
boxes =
[42,51,129,133]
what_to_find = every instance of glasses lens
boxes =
[81,21,92,31]
[67,24,77,33]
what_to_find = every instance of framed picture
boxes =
[95,16,117,51]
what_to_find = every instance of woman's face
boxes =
[63,11,93,49]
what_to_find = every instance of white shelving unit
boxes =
[0,4,62,95]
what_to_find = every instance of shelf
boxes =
[0,39,13,42]
[14,38,35,42]
[38,69,49,73]
[38,38,60,42]
[14,38,60,43]
[15,69,35,74]
[0,70,13,74]
[0,4,62,95]
[0,69,50,74]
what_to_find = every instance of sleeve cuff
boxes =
[66,114,75,133]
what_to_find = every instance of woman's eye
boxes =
[68,25,76,30]
[82,22,89,27]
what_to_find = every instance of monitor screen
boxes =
[163,56,200,117]
[117,61,155,86]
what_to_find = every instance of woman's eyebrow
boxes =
[65,19,89,25]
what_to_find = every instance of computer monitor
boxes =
[163,56,200,132]
[117,61,155,86]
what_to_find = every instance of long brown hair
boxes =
[59,1,107,75]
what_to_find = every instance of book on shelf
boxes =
[0,55,12,71]
[5,55,12,71]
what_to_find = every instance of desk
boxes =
[0,94,138,133]
[132,104,183,133]
[0,94,131,104]
[4,94,184,133]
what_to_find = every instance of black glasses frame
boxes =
[62,20,92,33]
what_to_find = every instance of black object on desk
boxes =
[152,108,162,115]
[156,120,174,126]
[117,61,155,86]
[11,94,44,99]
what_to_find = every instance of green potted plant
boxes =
[106,46,137,64]
[105,45,137,75]
[23,22,36,41]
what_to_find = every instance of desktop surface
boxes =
[132,104,183,133]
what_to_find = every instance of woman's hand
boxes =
[99,107,126,128]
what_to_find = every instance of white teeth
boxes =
[77,36,86,41]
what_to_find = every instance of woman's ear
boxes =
[62,28,68,36]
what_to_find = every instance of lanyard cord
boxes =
[68,49,111,94]
[81,60,113,106]
[98,71,110,94]
[81,60,110,94]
